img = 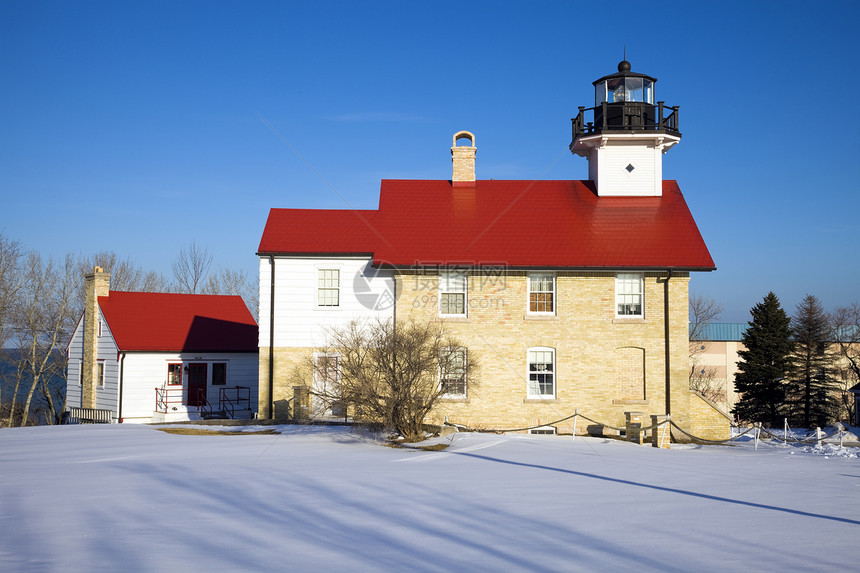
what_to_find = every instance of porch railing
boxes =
[219,386,251,419]
[155,386,187,413]
[66,407,113,424]
[197,390,214,419]
[155,386,247,419]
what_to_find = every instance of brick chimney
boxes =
[81,266,110,409]
[451,130,476,185]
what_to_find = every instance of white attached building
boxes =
[66,267,259,423]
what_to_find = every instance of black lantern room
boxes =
[571,60,680,150]
[594,60,655,105]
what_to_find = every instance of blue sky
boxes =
[1,0,858,322]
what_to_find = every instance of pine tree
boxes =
[787,294,836,427]
[732,292,794,426]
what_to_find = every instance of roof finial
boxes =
[618,45,631,73]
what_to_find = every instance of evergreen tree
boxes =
[787,294,836,427]
[732,292,793,426]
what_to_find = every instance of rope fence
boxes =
[301,386,855,448]
[758,425,846,444]
[450,409,853,449]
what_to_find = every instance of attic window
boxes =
[625,164,635,173]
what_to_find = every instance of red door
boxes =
[187,363,207,407]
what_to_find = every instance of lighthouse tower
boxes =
[570,60,681,196]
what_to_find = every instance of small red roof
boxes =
[98,292,258,352]
[258,180,714,270]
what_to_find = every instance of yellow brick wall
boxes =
[395,270,692,433]
[82,269,110,409]
[451,137,476,182]
[258,346,313,419]
[259,269,724,439]
[687,391,732,441]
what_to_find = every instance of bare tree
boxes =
[307,318,478,441]
[202,266,259,320]
[172,241,213,294]
[73,251,170,318]
[6,252,77,427]
[831,303,859,422]
[82,251,169,292]
[0,234,24,343]
[0,234,24,417]
[689,294,724,343]
[689,294,725,404]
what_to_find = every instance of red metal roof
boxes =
[258,180,715,270]
[98,292,258,352]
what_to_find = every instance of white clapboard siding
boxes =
[593,142,663,197]
[66,309,120,416]
[120,352,259,423]
[65,315,84,409]
[258,256,395,348]
[94,309,120,414]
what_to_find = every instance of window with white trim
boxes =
[528,273,555,314]
[315,354,340,385]
[527,347,555,398]
[616,273,643,317]
[318,269,340,307]
[97,361,105,387]
[78,361,83,385]
[439,271,466,316]
[440,347,467,397]
[314,353,344,417]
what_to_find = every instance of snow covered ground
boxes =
[1,424,858,572]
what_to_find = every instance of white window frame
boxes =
[528,272,555,314]
[78,360,83,386]
[439,347,467,398]
[97,360,105,387]
[527,347,555,399]
[615,273,644,318]
[439,271,467,317]
[317,268,341,307]
[313,353,341,389]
